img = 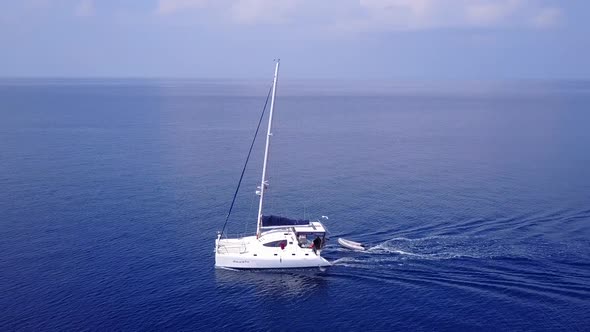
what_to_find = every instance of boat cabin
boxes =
[260,215,327,250]
[293,222,326,249]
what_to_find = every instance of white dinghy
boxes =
[338,238,367,251]
[215,60,331,269]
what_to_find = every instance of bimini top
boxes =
[261,215,310,228]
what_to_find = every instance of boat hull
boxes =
[215,230,331,269]
[215,252,331,269]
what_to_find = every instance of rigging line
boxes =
[219,83,273,239]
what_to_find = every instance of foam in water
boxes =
[330,234,572,268]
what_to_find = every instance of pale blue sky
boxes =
[0,0,588,79]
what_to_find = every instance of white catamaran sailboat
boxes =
[215,60,331,269]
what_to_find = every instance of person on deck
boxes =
[312,236,322,254]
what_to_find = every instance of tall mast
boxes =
[256,60,280,237]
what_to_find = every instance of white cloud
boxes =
[75,0,94,17]
[358,0,438,29]
[155,0,301,24]
[0,0,567,30]
[230,0,300,24]
[465,0,524,26]
[357,0,558,30]
[24,0,53,9]
[360,0,432,16]
[18,0,558,30]
[156,0,209,15]
[530,7,562,28]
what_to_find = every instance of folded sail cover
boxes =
[261,215,310,227]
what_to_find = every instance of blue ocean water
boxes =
[1,78,589,331]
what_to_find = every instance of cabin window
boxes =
[263,240,287,247]
[296,232,326,249]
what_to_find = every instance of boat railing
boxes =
[223,232,249,238]
[216,240,248,254]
